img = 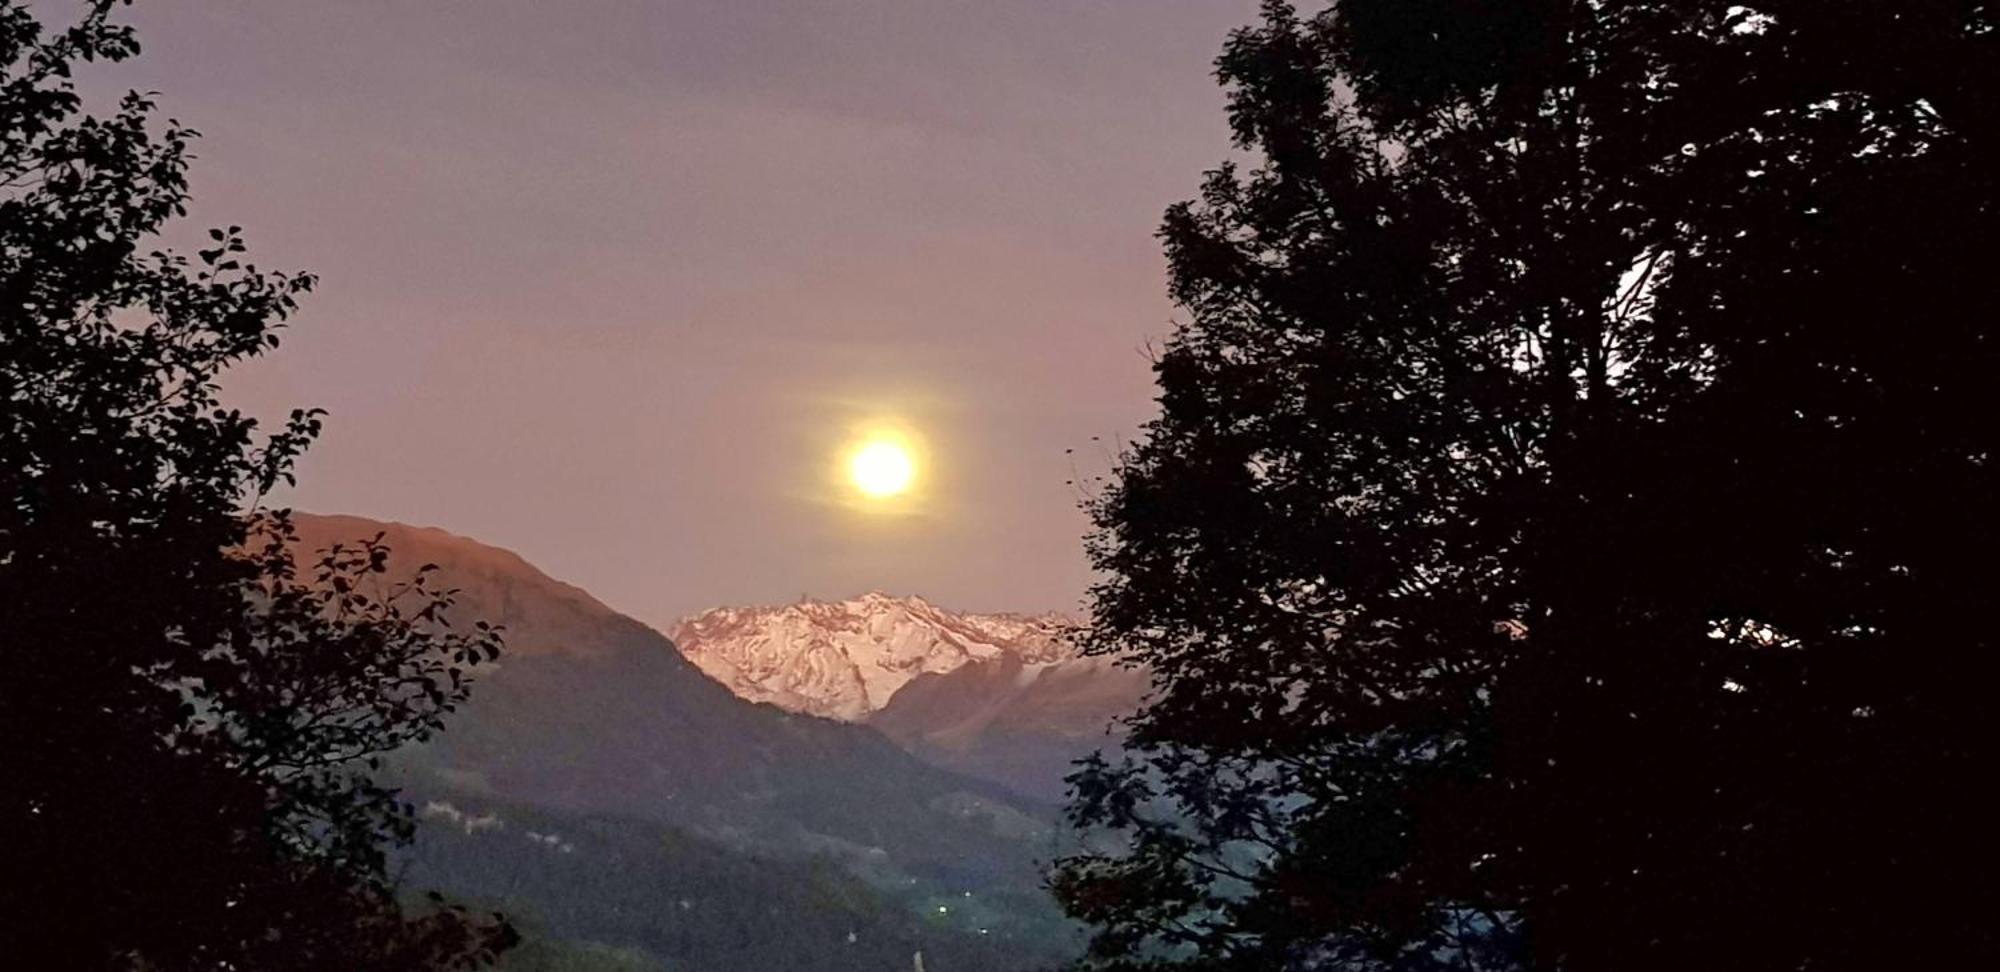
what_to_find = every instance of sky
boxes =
[75,0,1262,629]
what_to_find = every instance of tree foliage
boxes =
[2,3,511,966]
[1054,2,1998,968]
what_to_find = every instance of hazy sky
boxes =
[79,0,1261,629]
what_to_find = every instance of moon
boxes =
[848,439,916,498]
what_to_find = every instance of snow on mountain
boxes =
[284,515,1076,969]
[670,592,1077,721]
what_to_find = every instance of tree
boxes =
[1052,2,1998,969]
[1,3,512,967]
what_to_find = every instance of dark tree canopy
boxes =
[1055,2,1997,969]
[2,3,510,967]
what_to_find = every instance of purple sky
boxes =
[81,1,1260,629]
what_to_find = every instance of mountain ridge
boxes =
[668,590,1150,802]
[672,592,1077,721]
[280,512,1080,970]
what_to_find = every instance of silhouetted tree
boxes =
[2,3,512,967]
[1053,2,1997,969]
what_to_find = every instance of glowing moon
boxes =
[849,440,916,497]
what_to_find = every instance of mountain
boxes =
[284,514,1078,971]
[672,594,1074,721]
[408,792,1049,972]
[670,592,1149,804]
[870,653,1150,804]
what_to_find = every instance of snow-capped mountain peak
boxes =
[670,593,1076,721]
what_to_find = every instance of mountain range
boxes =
[283,514,1148,971]
[674,594,1148,803]
[672,594,1074,722]
[287,515,1080,971]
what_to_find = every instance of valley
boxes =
[287,514,1144,970]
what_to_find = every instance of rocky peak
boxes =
[670,594,1077,721]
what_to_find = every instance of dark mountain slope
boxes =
[870,654,1149,804]
[407,791,1046,972]
[286,514,1076,967]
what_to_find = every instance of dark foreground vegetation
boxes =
[3,3,511,967]
[1055,2,1998,970]
[8,0,1996,969]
